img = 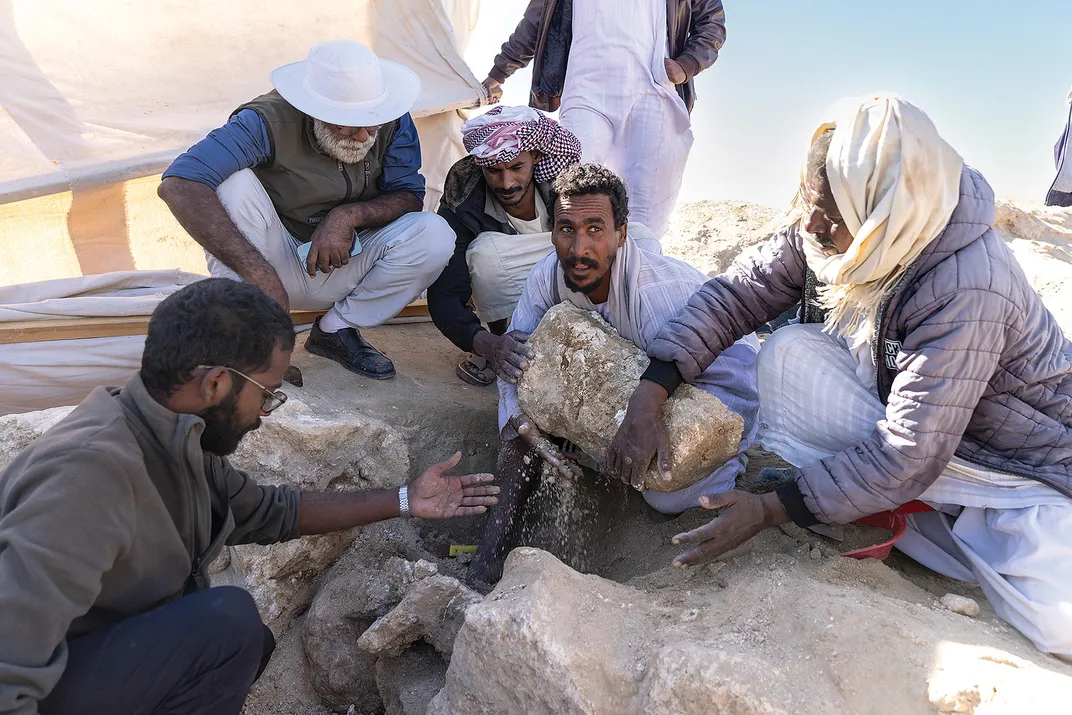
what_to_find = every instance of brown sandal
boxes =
[456,354,496,386]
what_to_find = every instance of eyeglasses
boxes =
[197,365,288,413]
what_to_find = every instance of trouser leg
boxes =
[216,171,455,323]
[617,96,693,238]
[559,104,616,169]
[465,230,554,324]
[899,505,1072,661]
[40,586,272,715]
[329,212,455,327]
[213,169,306,292]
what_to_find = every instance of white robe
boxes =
[559,0,694,238]
[758,323,1072,661]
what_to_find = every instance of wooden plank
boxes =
[0,300,429,345]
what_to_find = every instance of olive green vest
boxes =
[235,91,398,243]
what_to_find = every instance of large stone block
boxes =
[302,548,441,714]
[227,397,411,632]
[429,547,1072,715]
[517,303,743,491]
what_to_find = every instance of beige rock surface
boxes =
[227,396,412,632]
[662,200,783,277]
[358,575,482,659]
[0,405,74,472]
[517,303,743,491]
[430,547,1072,715]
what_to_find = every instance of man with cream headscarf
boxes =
[430,106,583,386]
[610,94,1072,659]
[468,163,760,586]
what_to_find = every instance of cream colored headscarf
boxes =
[797,94,965,346]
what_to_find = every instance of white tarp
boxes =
[0,0,483,413]
[0,0,483,200]
[0,271,203,415]
[0,0,483,286]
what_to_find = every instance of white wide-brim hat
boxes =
[271,39,421,127]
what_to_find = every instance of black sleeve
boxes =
[428,205,485,353]
[640,358,685,395]
[776,480,820,527]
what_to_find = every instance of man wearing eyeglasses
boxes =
[0,278,499,715]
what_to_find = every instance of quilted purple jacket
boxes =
[646,167,1072,524]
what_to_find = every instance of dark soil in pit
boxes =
[498,445,985,607]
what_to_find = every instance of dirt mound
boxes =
[662,200,783,276]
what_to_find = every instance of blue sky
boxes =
[465,0,1071,207]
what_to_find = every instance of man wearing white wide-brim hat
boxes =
[160,40,455,380]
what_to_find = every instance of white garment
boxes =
[559,0,693,238]
[466,231,554,323]
[800,95,965,345]
[212,169,454,328]
[757,323,1072,659]
[505,190,548,234]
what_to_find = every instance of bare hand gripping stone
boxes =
[516,303,743,492]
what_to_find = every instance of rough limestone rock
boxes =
[302,550,440,714]
[228,397,411,631]
[359,575,482,659]
[993,201,1072,334]
[375,644,449,715]
[0,405,74,471]
[941,593,981,618]
[517,303,743,491]
[429,547,1072,715]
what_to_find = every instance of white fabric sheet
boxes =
[757,323,1072,659]
[0,270,202,416]
[558,0,693,238]
[213,169,454,328]
[0,0,483,195]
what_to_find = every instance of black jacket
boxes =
[429,157,554,352]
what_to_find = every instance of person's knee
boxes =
[756,323,824,385]
[394,212,455,269]
[466,239,506,296]
[215,168,264,208]
[200,586,266,649]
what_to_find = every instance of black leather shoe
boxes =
[304,318,396,380]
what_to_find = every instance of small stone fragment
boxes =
[940,593,981,618]
[809,547,823,561]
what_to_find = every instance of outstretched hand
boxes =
[671,490,789,568]
[409,452,499,519]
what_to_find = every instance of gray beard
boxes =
[313,119,376,164]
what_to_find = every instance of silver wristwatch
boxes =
[398,485,411,518]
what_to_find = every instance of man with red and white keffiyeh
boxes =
[428,106,583,387]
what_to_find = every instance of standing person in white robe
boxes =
[468,163,759,586]
[1046,84,1072,207]
[610,94,1072,660]
[480,0,727,238]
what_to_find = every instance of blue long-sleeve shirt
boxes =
[163,109,426,201]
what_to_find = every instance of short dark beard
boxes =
[494,174,534,208]
[199,391,260,456]
[563,272,605,295]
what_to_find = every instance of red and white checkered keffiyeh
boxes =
[461,106,582,182]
